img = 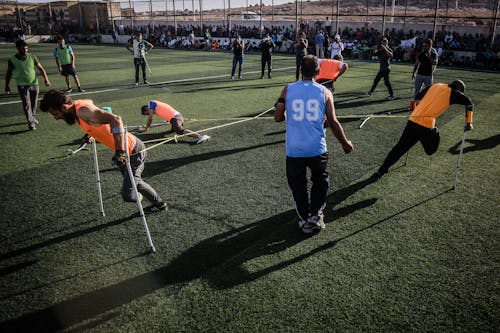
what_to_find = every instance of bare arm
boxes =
[125,41,133,54]
[34,56,50,87]
[412,58,420,79]
[324,89,353,153]
[5,59,13,94]
[274,86,287,122]
[78,105,125,151]
[145,41,154,52]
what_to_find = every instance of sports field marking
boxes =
[0,66,295,106]
[0,88,120,106]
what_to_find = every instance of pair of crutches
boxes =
[92,127,156,252]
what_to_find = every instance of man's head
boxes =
[135,33,142,41]
[450,80,466,93]
[15,40,28,55]
[423,38,433,50]
[57,35,65,46]
[141,105,153,116]
[335,34,340,41]
[380,37,388,45]
[301,54,320,79]
[40,89,76,124]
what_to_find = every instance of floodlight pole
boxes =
[432,0,440,41]
[335,0,340,35]
[382,0,387,36]
[492,0,499,47]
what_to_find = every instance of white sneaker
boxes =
[196,135,210,144]
[309,214,325,230]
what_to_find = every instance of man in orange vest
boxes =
[372,80,474,179]
[139,100,210,144]
[39,89,167,213]
[314,55,348,93]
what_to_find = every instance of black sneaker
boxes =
[144,202,168,214]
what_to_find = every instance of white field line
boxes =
[0,66,295,106]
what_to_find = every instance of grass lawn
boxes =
[0,44,498,332]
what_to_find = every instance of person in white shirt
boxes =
[328,34,344,60]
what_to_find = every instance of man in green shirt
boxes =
[53,36,85,93]
[5,40,51,130]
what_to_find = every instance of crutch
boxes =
[452,109,473,189]
[124,126,156,253]
[92,141,105,217]
[141,51,153,75]
[66,142,89,156]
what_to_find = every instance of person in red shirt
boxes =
[139,100,210,144]
[39,89,167,213]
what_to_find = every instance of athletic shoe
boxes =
[144,202,168,214]
[238,75,242,79]
[309,214,325,230]
[387,95,396,100]
[268,74,272,78]
[66,88,72,93]
[231,76,234,80]
[260,75,264,79]
[78,88,86,92]
[196,135,210,144]
[298,220,314,234]
[367,90,372,96]
[135,82,139,86]
[144,80,150,85]
[32,118,39,125]
[28,125,36,130]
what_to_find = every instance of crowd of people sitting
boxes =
[2,19,499,70]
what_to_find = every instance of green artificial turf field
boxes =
[0,44,498,332]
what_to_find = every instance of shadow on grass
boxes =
[0,215,138,261]
[0,129,32,136]
[0,177,377,332]
[141,140,285,178]
[0,260,37,278]
[448,134,500,154]
[0,122,25,128]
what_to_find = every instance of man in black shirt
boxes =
[260,33,276,79]
[230,35,244,79]
[411,38,438,106]
[368,37,395,100]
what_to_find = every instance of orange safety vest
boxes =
[409,84,452,129]
[75,100,135,154]
[316,59,342,81]
[151,100,179,122]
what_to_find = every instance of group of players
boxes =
[4,34,475,233]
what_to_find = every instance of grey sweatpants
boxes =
[119,139,162,205]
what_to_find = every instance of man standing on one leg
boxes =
[125,33,153,86]
[5,40,51,130]
[368,37,395,100]
[53,35,85,93]
[39,89,167,213]
[373,80,474,180]
[275,55,353,234]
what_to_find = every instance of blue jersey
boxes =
[285,81,327,157]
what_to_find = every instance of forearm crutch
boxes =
[124,127,156,253]
[453,110,473,190]
[92,141,105,217]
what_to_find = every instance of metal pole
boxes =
[432,0,440,41]
[335,0,340,35]
[199,0,203,30]
[391,0,395,23]
[452,130,467,189]
[95,1,100,33]
[192,0,195,21]
[173,0,177,36]
[259,0,263,38]
[128,0,134,31]
[78,0,83,30]
[228,0,231,38]
[382,0,387,36]
[295,0,298,34]
[491,0,500,47]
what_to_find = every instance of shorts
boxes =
[61,64,77,77]
[170,116,185,135]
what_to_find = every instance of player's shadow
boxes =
[448,134,500,154]
[142,140,285,177]
[0,177,376,332]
